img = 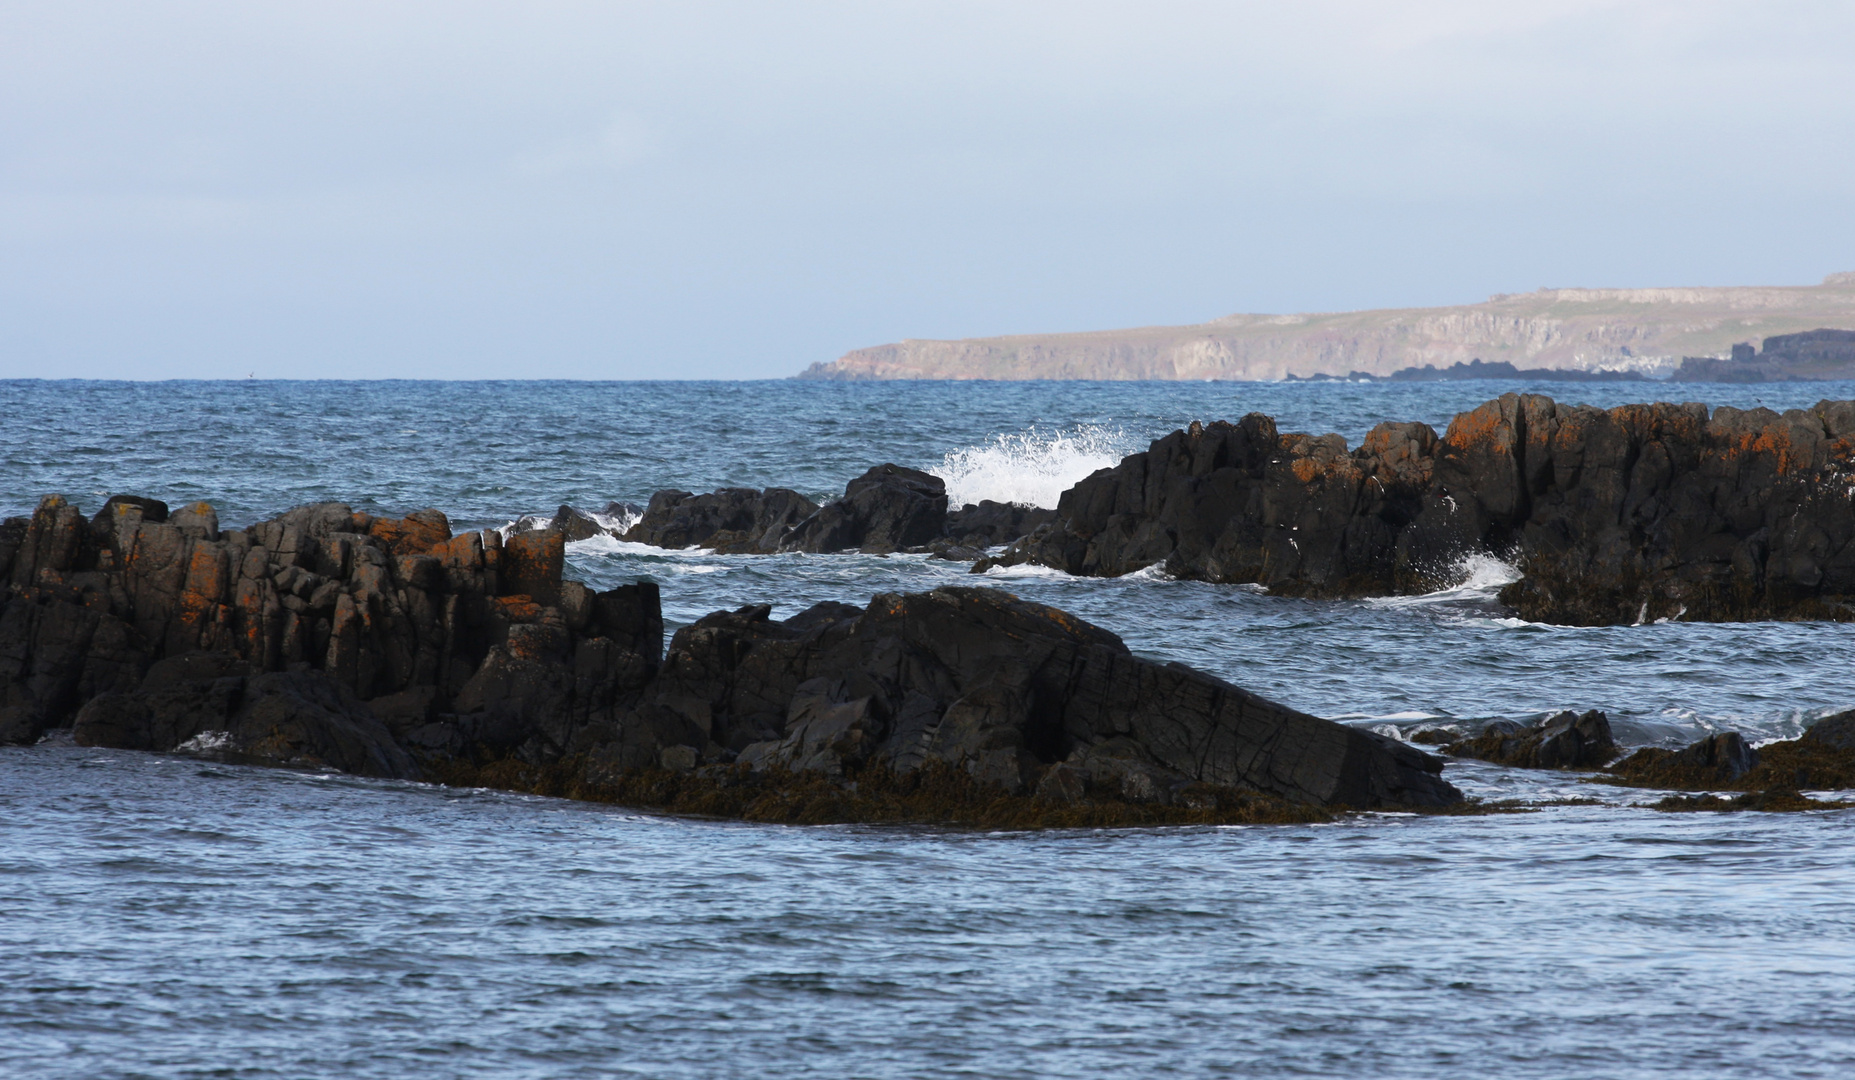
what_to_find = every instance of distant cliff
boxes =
[799,273,1855,381]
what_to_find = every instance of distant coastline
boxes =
[800,273,1855,382]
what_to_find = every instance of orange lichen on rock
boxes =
[493,595,545,624]
[1441,397,1517,453]
[500,529,563,605]
[365,509,452,556]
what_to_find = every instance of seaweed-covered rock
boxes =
[1607,731,1761,788]
[1445,709,1617,769]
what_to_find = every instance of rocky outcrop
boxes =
[1609,729,1809,791]
[624,487,821,553]
[778,464,949,554]
[942,501,1056,547]
[1675,329,1855,382]
[73,653,416,778]
[624,464,1046,557]
[1444,710,1617,769]
[0,493,1461,815]
[0,494,663,769]
[624,587,1459,808]
[981,394,1855,624]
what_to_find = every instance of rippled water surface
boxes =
[4,378,1855,1078]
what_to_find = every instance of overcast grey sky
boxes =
[2,1,1851,379]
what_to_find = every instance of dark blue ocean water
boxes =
[4,378,1855,1078]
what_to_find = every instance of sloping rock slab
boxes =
[634,586,1460,809]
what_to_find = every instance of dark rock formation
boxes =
[1675,329,1855,382]
[1287,359,1644,383]
[942,500,1057,548]
[779,464,950,554]
[1608,732,1759,788]
[623,465,1043,557]
[1802,708,1855,752]
[624,487,820,553]
[1605,718,1855,794]
[0,494,662,770]
[622,586,1459,808]
[1444,710,1617,769]
[0,493,1462,814]
[980,394,1855,624]
[550,504,610,542]
[74,653,416,779]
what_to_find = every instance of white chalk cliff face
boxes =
[800,274,1855,381]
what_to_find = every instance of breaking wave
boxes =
[1368,552,1522,609]
[935,425,1132,509]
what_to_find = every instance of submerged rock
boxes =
[0,492,1461,815]
[980,394,1855,624]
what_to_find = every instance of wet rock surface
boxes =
[1606,715,1855,796]
[979,393,1855,624]
[624,487,821,553]
[779,464,950,554]
[621,464,1054,557]
[0,493,1461,816]
[1444,709,1618,769]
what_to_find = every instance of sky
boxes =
[1,1,1852,380]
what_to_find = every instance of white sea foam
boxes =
[935,425,1132,509]
[979,562,1076,580]
[177,730,234,754]
[592,506,643,535]
[1368,552,1522,608]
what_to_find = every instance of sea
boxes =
[3,377,1854,1079]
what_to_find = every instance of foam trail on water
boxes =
[935,425,1132,509]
